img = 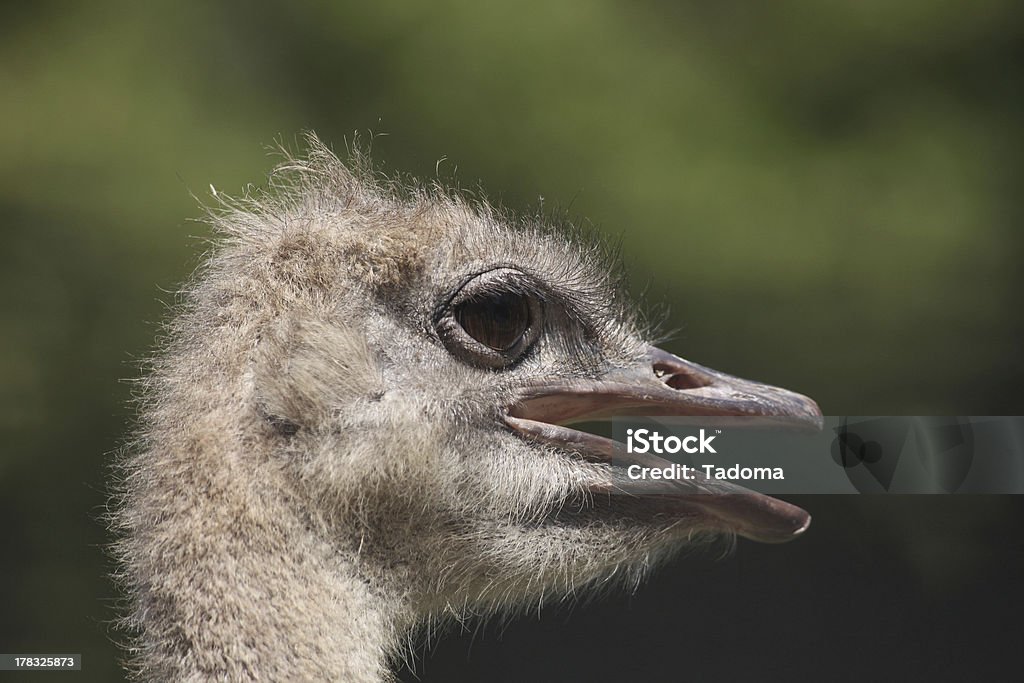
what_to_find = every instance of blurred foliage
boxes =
[1,1,1021,680]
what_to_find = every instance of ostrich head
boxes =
[115,136,821,681]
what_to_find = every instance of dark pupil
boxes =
[455,292,530,351]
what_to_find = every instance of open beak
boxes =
[503,345,822,543]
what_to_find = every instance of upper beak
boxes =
[504,345,822,543]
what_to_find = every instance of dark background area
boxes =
[1,1,1022,680]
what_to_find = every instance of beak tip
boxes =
[806,403,825,430]
[777,507,812,541]
[745,511,811,544]
[794,511,812,536]
[731,498,812,543]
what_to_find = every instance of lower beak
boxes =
[504,345,822,543]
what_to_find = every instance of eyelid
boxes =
[447,268,537,305]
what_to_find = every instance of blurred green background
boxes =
[1,1,1021,680]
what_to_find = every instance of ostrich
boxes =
[113,135,821,681]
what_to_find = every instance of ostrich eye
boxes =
[455,292,531,351]
[436,268,543,369]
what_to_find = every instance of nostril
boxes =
[665,373,709,390]
[653,363,712,390]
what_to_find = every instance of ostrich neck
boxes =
[129,415,410,681]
